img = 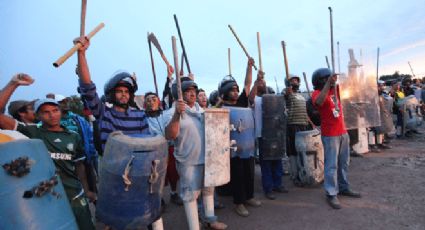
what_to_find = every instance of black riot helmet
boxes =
[208,90,220,107]
[218,75,239,99]
[312,68,332,90]
[104,71,138,104]
[171,76,198,100]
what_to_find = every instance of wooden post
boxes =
[281,41,290,80]
[228,48,232,76]
[53,23,105,67]
[228,25,258,70]
[257,32,263,71]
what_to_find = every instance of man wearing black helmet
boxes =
[75,38,164,229]
[311,68,361,210]
[165,77,227,230]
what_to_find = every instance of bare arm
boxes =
[75,161,96,202]
[0,114,17,130]
[0,74,34,113]
[165,100,185,140]
[243,58,255,97]
[76,37,92,84]
[248,73,265,105]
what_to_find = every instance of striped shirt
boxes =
[78,81,149,151]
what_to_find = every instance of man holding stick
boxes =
[165,77,227,230]
[74,38,164,229]
[311,68,361,209]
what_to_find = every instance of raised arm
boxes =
[314,74,337,107]
[76,37,92,84]
[243,58,255,97]
[0,74,34,130]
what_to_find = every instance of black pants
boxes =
[286,124,309,157]
[231,157,255,204]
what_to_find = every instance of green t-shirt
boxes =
[17,124,85,200]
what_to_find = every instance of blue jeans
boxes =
[322,133,350,196]
[259,159,283,193]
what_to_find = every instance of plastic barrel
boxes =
[0,139,78,230]
[97,132,168,229]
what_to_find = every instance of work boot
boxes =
[245,198,261,207]
[327,196,341,209]
[339,189,361,198]
[273,186,289,193]
[235,204,249,217]
[378,144,392,149]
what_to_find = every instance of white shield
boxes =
[204,108,231,187]
[339,49,381,129]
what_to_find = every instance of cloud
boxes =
[382,39,425,58]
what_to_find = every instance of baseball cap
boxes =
[34,98,59,113]
[8,100,31,116]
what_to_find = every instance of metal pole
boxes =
[228,48,232,76]
[408,61,416,78]
[337,41,341,73]
[174,14,191,74]
[376,47,380,81]
[325,56,330,69]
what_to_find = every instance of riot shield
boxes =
[402,95,422,131]
[375,94,395,134]
[261,94,287,160]
[225,106,256,159]
[204,108,231,187]
[339,49,381,130]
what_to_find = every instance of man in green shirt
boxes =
[0,73,95,230]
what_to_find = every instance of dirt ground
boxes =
[156,127,425,230]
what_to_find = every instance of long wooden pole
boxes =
[337,41,341,73]
[303,72,311,97]
[228,25,258,70]
[228,48,232,76]
[325,56,330,69]
[174,14,191,74]
[257,32,263,71]
[172,36,183,103]
[148,32,159,95]
[53,23,105,67]
[80,0,87,37]
[281,41,290,80]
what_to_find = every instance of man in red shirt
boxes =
[311,68,361,209]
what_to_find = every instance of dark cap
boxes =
[8,100,31,116]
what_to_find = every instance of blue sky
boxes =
[1,0,425,102]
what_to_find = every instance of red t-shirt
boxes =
[311,87,347,136]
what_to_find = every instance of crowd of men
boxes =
[1,35,424,230]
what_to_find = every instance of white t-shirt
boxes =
[254,96,262,138]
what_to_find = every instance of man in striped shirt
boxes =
[75,38,150,152]
[75,37,163,230]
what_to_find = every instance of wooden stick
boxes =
[303,72,311,97]
[257,32,263,71]
[180,52,185,76]
[228,25,258,70]
[53,23,105,67]
[174,14,191,74]
[148,32,171,67]
[281,41,290,80]
[376,47,380,82]
[148,32,159,95]
[228,48,232,76]
[172,36,183,103]
[80,0,87,37]
[325,56,330,69]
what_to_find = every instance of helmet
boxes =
[104,71,138,103]
[171,76,198,100]
[401,77,412,86]
[285,74,301,87]
[312,68,332,90]
[266,86,275,94]
[208,90,219,106]
[218,75,239,97]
